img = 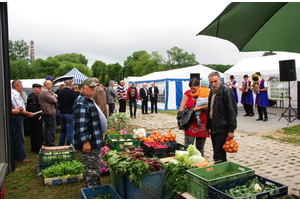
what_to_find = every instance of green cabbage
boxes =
[187,145,202,156]
[175,150,190,162]
[187,155,205,165]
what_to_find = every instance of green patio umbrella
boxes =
[197,2,300,53]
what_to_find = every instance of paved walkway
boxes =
[119,105,300,194]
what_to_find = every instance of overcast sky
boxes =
[7,0,282,68]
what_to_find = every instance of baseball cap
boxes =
[201,78,209,87]
[109,80,115,85]
[81,78,97,87]
[46,76,53,80]
[32,83,43,88]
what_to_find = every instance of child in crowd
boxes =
[191,78,210,126]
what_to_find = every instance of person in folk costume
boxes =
[239,74,254,117]
[255,72,269,122]
[228,75,238,103]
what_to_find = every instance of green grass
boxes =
[282,124,300,136]
[158,109,178,116]
[5,126,111,199]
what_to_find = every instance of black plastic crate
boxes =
[168,143,187,156]
[36,164,52,176]
[141,141,169,158]
[208,174,288,199]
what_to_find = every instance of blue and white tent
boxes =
[64,68,89,84]
[125,65,224,111]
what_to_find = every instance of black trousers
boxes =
[210,131,228,163]
[108,103,115,116]
[118,99,126,113]
[30,117,44,153]
[141,99,148,114]
[129,98,137,117]
[150,98,157,113]
[258,106,268,119]
[243,96,254,115]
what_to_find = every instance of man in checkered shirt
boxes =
[73,78,107,188]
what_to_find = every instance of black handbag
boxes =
[177,108,194,130]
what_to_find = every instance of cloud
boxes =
[6,0,270,68]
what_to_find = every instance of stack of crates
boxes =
[186,161,255,199]
[108,134,140,152]
[36,145,75,176]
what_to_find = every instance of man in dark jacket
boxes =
[57,79,78,146]
[139,83,149,114]
[149,82,159,113]
[206,71,237,163]
[26,83,43,153]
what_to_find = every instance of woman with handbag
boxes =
[178,78,210,157]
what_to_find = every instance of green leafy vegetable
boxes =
[39,160,83,178]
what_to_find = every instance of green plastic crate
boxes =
[186,161,255,199]
[38,145,74,165]
[108,134,140,151]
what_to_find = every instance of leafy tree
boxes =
[10,59,32,79]
[30,57,60,78]
[262,51,276,56]
[91,60,107,83]
[54,53,88,65]
[106,63,122,83]
[166,46,199,69]
[123,50,148,77]
[9,39,29,61]
[104,75,109,86]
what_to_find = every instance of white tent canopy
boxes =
[124,65,224,111]
[224,53,300,107]
[64,68,89,84]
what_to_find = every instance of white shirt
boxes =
[11,89,25,111]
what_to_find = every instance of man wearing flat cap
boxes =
[26,83,43,153]
[106,80,116,116]
[73,78,107,188]
[239,74,254,117]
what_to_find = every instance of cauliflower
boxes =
[254,183,262,192]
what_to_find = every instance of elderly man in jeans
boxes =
[73,78,107,188]
[11,80,35,162]
[57,79,78,146]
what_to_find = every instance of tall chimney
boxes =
[30,40,35,61]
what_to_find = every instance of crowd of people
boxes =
[10,71,268,187]
[10,76,161,187]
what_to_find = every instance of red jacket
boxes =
[127,87,138,100]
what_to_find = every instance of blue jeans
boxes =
[59,114,74,146]
[12,115,26,161]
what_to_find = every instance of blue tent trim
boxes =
[64,68,89,84]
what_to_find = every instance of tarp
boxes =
[224,53,300,107]
[64,68,89,84]
[124,65,224,111]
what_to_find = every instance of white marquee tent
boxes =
[125,65,224,111]
[224,53,300,107]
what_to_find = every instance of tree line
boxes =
[10,39,234,86]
